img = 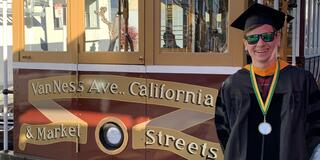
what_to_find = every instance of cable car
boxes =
[5,0,319,159]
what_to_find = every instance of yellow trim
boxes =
[12,0,22,62]
[244,60,289,76]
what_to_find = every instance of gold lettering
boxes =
[164,134,176,147]
[175,89,185,101]
[185,91,196,104]
[208,147,218,159]
[54,127,60,139]
[110,83,118,94]
[44,83,52,95]
[204,94,214,107]
[187,142,198,154]
[157,131,163,145]
[174,138,185,150]
[31,82,38,95]
[129,82,139,96]
[101,82,110,93]
[197,90,202,105]
[165,89,175,100]
[38,85,45,95]
[47,129,55,140]
[77,124,81,137]
[26,127,34,139]
[200,143,207,157]
[159,84,165,99]
[37,128,46,140]
[61,83,69,93]
[139,84,147,96]
[69,82,76,92]
[149,83,154,98]
[146,129,155,145]
[77,81,84,92]
[60,124,68,137]
[69,126,77,137]
[53,80,62,93]
[88,80,100,93]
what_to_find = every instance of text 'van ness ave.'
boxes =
[30,79,215,107]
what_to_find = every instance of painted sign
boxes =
[18,74,223,160]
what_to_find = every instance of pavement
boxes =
[0,151,43,160]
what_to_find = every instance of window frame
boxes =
[78,0,145,64]
[13,0,76,63]
[154,0,245,66]
[13,0,246,67]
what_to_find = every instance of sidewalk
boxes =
[0,151,44,160]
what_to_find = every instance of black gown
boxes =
[215,64,320,160]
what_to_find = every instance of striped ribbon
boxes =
[250,61,280,115]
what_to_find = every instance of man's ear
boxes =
[276,32,281,47]
[243,39,248,51]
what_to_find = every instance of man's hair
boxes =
[243,24,278,38]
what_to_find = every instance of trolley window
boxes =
[79,0,144,64]
[13,0,75,63]
[13,0,245,66]
[160,0,228,53]
[154,0,244,66]
[24,0,67,52]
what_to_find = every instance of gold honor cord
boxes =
[250,60,280,116]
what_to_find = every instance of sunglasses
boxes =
[245,32,276,45]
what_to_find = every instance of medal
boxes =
[250,61,280,135]
[258,116,272,135]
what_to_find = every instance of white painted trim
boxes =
[13,62,241,75]
[13,62,78,71]
[78,64,146,73]
[146,65,241,74]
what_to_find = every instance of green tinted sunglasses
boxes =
[245,32,276,45]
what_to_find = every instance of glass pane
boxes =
[160,0,228,53]
[24,0,67,52]
[85,0,139,52]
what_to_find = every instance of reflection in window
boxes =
[53,0,67,29]
[161,0,228,53]
[85,0,99,28]
[24,0,67,52]
[85,0,139,52]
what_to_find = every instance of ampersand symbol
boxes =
[26,127,34,139]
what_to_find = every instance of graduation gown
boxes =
[215,63,320,160]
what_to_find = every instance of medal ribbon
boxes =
[250,60,280,116]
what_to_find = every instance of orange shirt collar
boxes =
[244,60,289,76]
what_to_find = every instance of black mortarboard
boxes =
[231,3,294,31]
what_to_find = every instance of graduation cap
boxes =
[231,3,294,31]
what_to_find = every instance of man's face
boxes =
[243,24,280,67]
[165,34,175,47]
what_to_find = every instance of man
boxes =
[163,31,180,48]
[215,3,320,160]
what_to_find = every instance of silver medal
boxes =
[258,122,272,135]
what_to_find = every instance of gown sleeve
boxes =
[305,72,320,159]
[215,82,231,151]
